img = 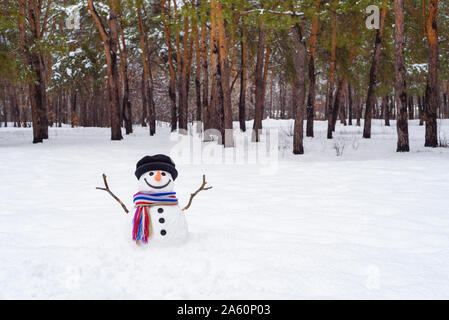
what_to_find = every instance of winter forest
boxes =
[1,0,449,299]
[0,0,447,150]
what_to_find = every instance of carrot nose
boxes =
[155,171,162,181]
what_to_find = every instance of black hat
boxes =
[135,154,178,180]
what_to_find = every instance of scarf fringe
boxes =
[132,206,150,243]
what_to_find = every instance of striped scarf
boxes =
[132,192,178,243]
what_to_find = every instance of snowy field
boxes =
[1,119,449,299]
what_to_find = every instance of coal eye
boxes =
[149,172,154,176]
[161,172,166,176]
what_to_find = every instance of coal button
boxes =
[159,218,165,223]
[160,230,167,236]
[158,208,164,213]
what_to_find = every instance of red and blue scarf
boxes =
[132,192,178,243]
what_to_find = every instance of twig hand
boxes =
[182,175,212,211]
[96,173,129,214]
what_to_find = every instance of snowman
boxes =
[132,154,188,244]
[97,154,211,245]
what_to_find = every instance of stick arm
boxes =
[182,175,212,211]
[96,173,130,214]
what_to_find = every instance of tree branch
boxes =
[96,173,129,214]
[182,175,212,211]
[87,0,109,44]
[40,0,52,39]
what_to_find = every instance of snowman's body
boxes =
[148,204,188,242]
[135,167,188,244]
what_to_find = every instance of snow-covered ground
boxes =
[1,119,449,299]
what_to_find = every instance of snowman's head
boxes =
[138,170,175,192]
[135,154,178,193]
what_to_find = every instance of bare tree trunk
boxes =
[209,4,220,135]
[80,98,87,127]
[332,78,347,131]
[252,21,266,142]
[1,89,7,127]
[280,81,286,119]
[137,3,155,135]
[18,0,49,143]
[22,91,29,128]
[175,0,193,134]
[194,24,202,123]
[327,5,337,139]
[118,18,132,134]
[262,44,271,116]
[141,72,147,127]
[161,0,177,131]
[71,91,78,127]
[418,95,424,125]
[138,3,148,129]
[380,97,384,120]
[10,84,20,127]
[214,0,234,147]
[306,0,320,137]
[443,90,447,119]
[238,24,247,132]
[201,18,209,132]
[394,0,409,152]
[324,83,329,120]
[424,0,439,147]
[178,41,188,133]
[391,94,396,120]
[356,95,361,126]
[340,90,347,126]
[147,60,156,135]
[291,83,296,119]
[348,83,353,125]
[206,1,228,144]
[291,25,306,155]
[88,0,123,140]
[61,90,66,126]
[30,2,48,140]
[380,95,387,125]
[385,95,391,126]
[363,0,388,138]
[269,72,273,118]
[408,96,414,120]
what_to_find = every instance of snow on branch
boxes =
[242,8,304,16]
